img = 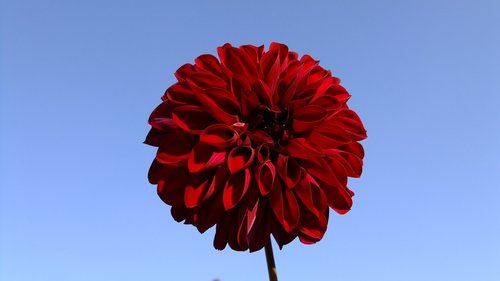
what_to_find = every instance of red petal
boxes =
[157,166,189,205]
[218,45,257,81]
[144,127,166,147]
[251,80,273,106]
[298,207,328,244]
[171,204,192,222]
[307,66,329,85]
[300,54,319,71]
[213,211,235,250]
[233,191,260,250]
[318,83,351,105]
[165,83,199,105]
[186,71,227,89]
[198,88,240,125]
[292,105,327,133]
[260,49,280,94]
[256,161,276,195]
[203,167,230,201]
[341,142,365,159]
[294,174,327,215]
[184,171,214,208]
[227,146,255,174]
[247,130,274,145]
[256,144,271,163]
[195,54,223,76]
[326,148,363,178]
[172,105,217,134]
[329,108,367,140]
[148,101,177,130]
[314,122,356,144]
[269,42,289,67]
[187,142,226,173]
[174,63,195,81]
[200,124,239,148]
[222,168,251,210]
[192,195,225,233]
[268,179,300,232]
[156,130,198,164]
[240,44,264,64]
[284,138,324,159]
[314,76,341,98]
[276,154,302,189]
[310,95,343,112]
[307,130,351,150]
[248,205,272,252]
[300,157,353,214]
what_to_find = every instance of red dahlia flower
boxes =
[145,42,366,252]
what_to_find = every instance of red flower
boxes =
[145,43,367,251]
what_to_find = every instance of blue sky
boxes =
[1,0,499,280]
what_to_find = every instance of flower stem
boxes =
[264,238,278,281]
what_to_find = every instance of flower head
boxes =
[145,43,367,251]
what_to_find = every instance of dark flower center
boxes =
[249,105,291,142]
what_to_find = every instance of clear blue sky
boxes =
[1,0,499,280]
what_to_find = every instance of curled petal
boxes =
[184,171,214,208]
[276,154,302,189]
[268,179,300,233]
[192,195,225,233]
[223,168,251,210]
[200,124,239,148]
[256,161,276,196]
[232,189,260,250]
[294,174,327,215]
[298,206,328,244]
[184,167,228,210]
[300,157,353,214]
[187,142,226,173]
[227,146,255,174]
[256,144,271,163]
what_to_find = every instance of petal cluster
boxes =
[145,42,367,251]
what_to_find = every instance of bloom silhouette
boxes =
[145,42,366,251]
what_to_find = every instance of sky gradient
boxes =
[1,0,499,280]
